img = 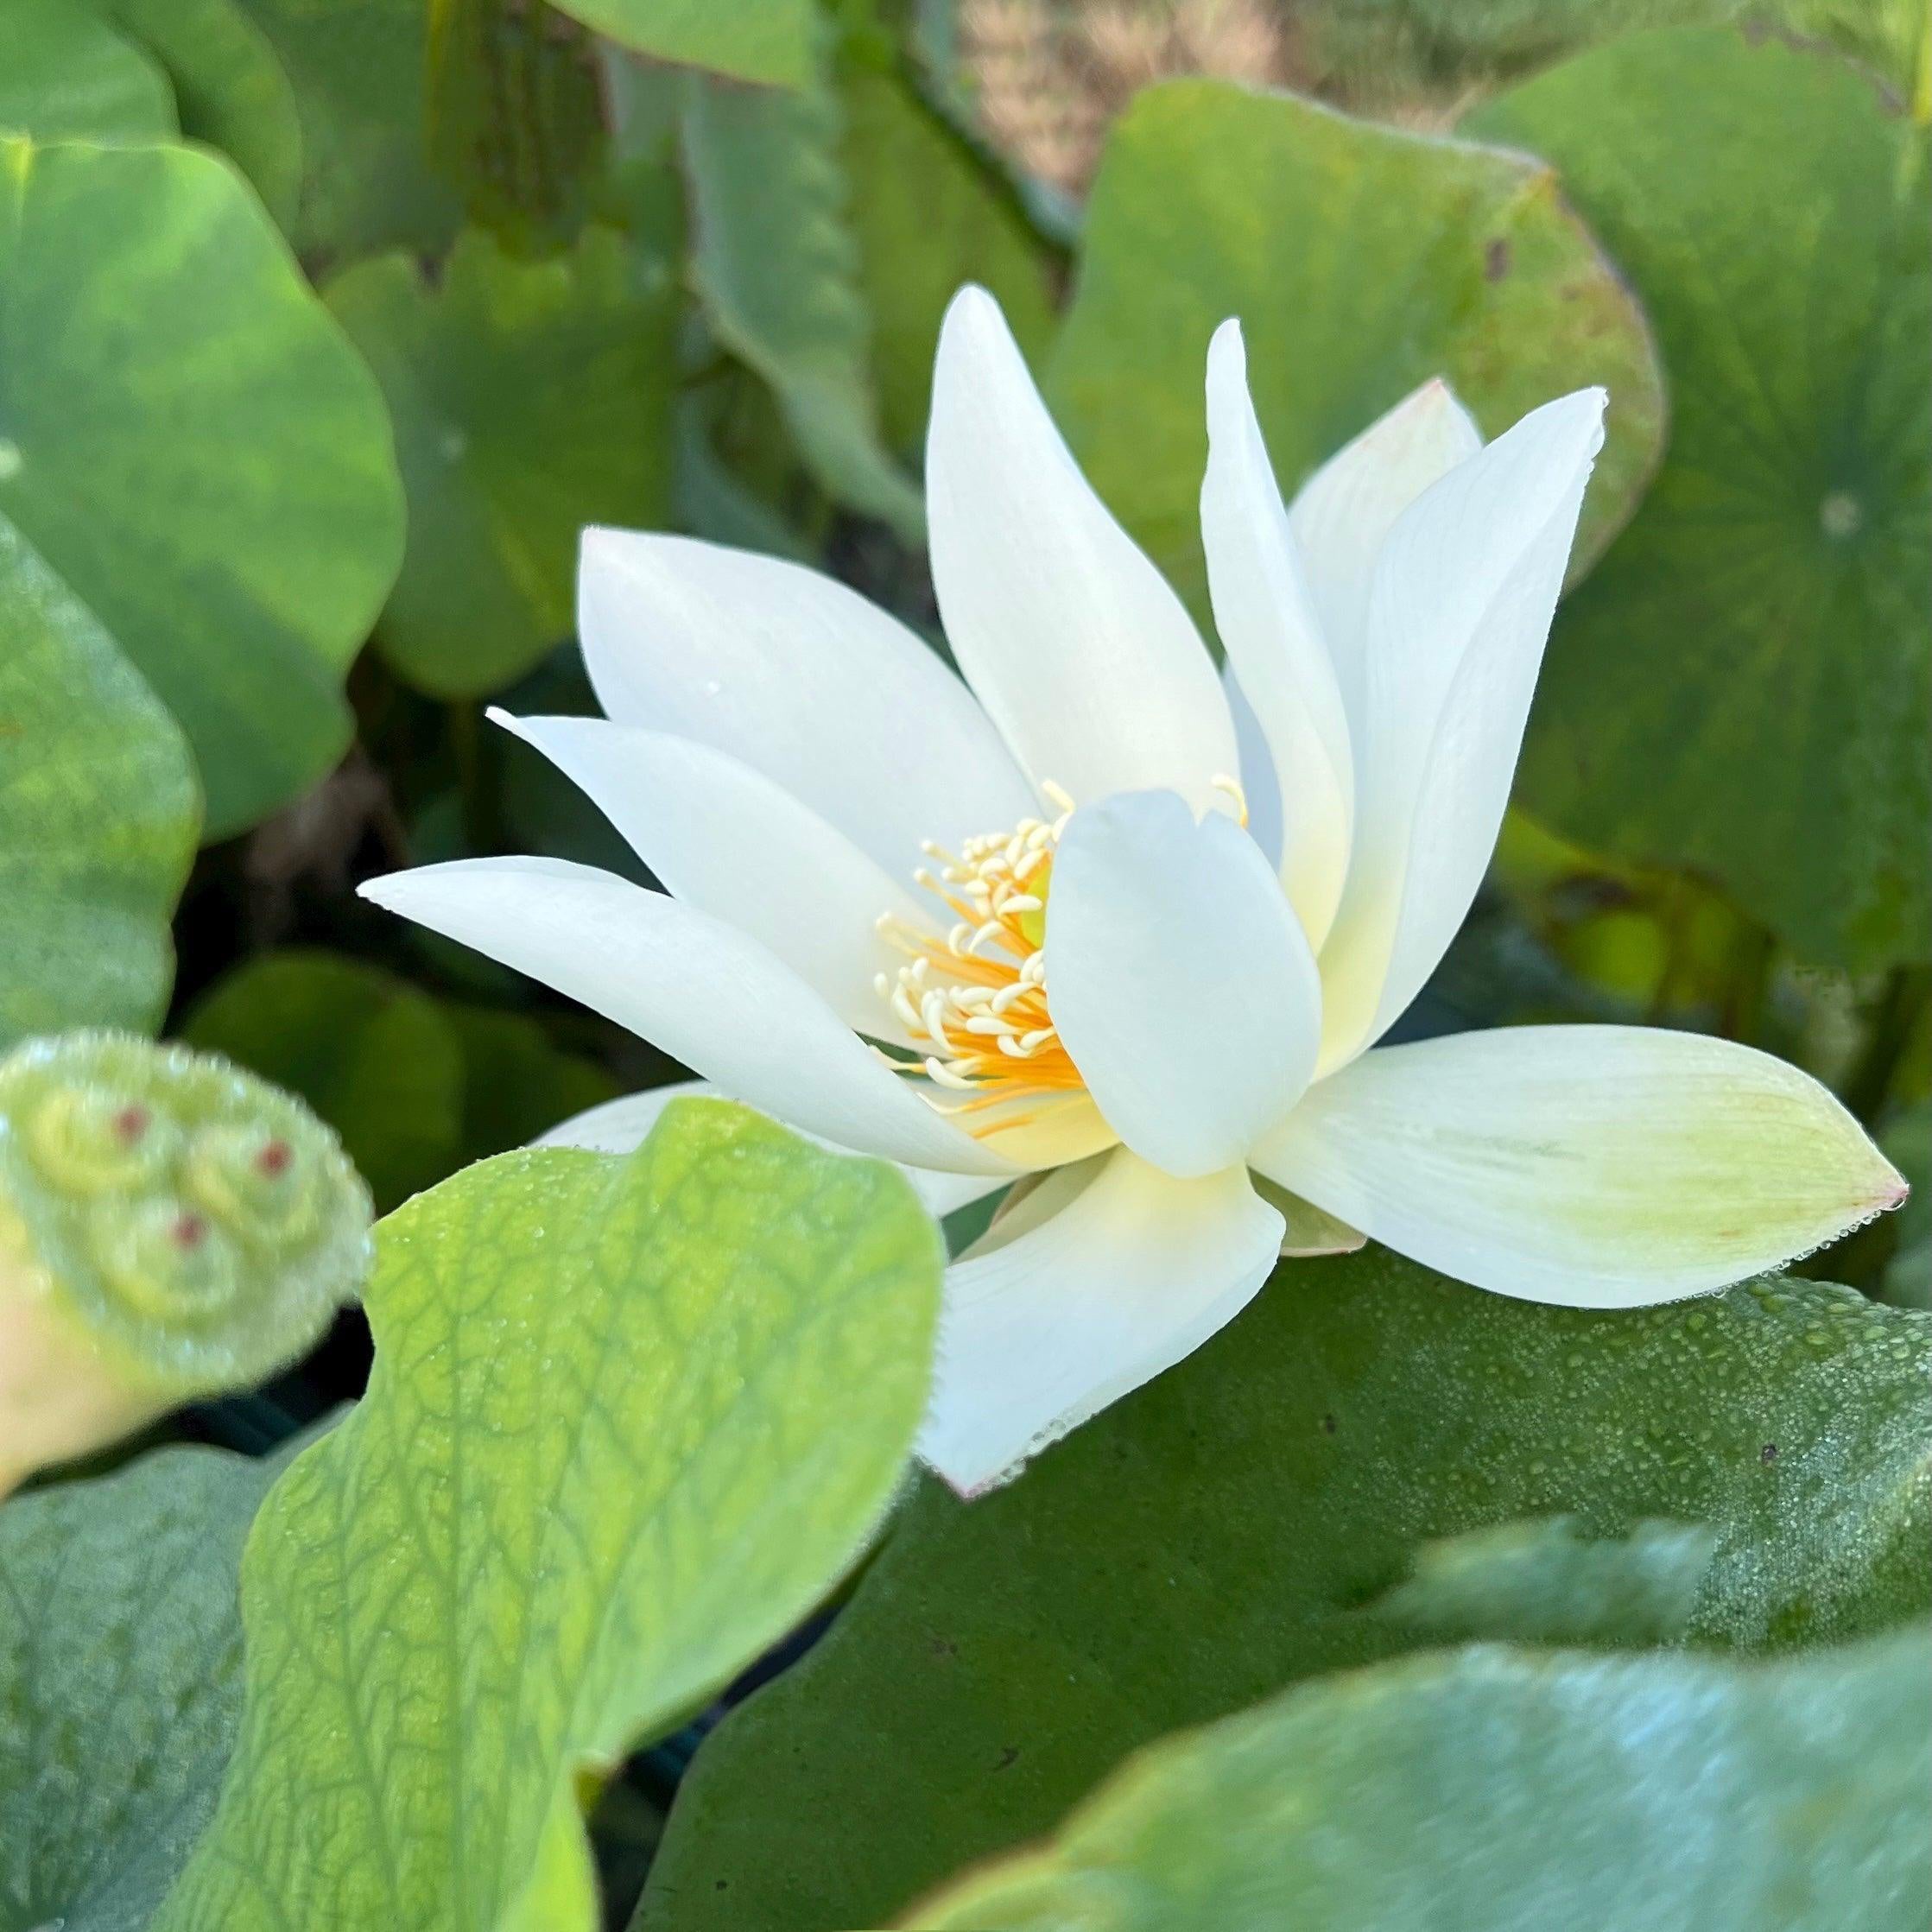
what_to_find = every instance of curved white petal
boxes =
[535,1080,1006,1219]
[1201,320,1353,947]
[1251,1026,1907,1308]
[1221,663,1283,873]
[577,528,1036,872]
[1286,375,1483,735]
[1048,789,1321,1178]
[927,286,1238,814]
[1318,390,1606,1067]
[491,712,934,1042]
[358,857,1014,1176]
[918,1150,1284,1493]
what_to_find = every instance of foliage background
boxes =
[1,0,1928,1926]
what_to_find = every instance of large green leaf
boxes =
[98,0,306,226]
[0,1445,291,1932]
[0,524,199,1049]
[839,50,1059,452]
[233,0,461,259]
[0,137,404,838]
[180,950,466,1213]
[909,1627,1932,1930]
[157,1099,942,1929]
[557,0,817,88]
[1469,31,1930,971]
[1045,78,1665,623]
[639,1251,1930,1930]
[683,67,926,542]
[0,0,175,143]
[326,225,676,699]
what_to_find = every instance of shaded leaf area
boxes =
[1878,1103,1931,1308]
[909,1625,1932,1931]
[839,45,1060,453]
[98,0,305,225]
[327,225,676,700]
[180,949,617,1212]
[640,1248,1930,1931]
[0,136,404,839]
[233,0,462,259]
[156,1100,941,1929]
[556,0,818,89]
[1473,30,1931,972]
[0,0,175,143]
[1046,77,1664,625]
[682,62,926,542]
[0,523,198,1048]
[0,1444,292,1932]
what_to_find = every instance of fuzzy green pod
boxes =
[0,1030,371,1492]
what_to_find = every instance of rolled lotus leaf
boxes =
[0,1030,371,1492]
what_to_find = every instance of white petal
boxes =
[358,858,1013,1175]
[1251,1026,1908,1308]
[577,528,1036,872]
[1318,390,1606,1067]
[1286,375,1483,735]
[491,712,934,1041]
[927,286,1238,814]
[1201,320,1353,947]
[1048,789,1321,1178]
[535,1080,1005,1218]
[1221,663,1283,871]
[918,1150,1285,1493]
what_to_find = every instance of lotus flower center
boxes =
[873,782,1086,1134]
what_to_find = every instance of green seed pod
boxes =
[0,1030,372,1493]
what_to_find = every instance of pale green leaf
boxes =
[909,1627,1932,1931]
[683,67,926,541]
[0,137,405,837]
[0,523,198,1050]
[326,226,677,699]
[1045,78,1665,623]
[559,0,817,89]
[639,1253,1929,1930]
[157,1099,941,1929]
[0,0,175,144]
[0,1444,292,1932]
[1471,30,1931,971]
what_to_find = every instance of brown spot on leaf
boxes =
[1485,238,1511,282]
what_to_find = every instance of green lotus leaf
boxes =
[1045,77,1665,623]
[0,1441,301,1932]
[0,0,175,143]
[639,1251,1929,1930]
[1468,30,1930,971]
[554,0,817,88]
[0,522,199,1050]
[326,225,677,699]
[95,0,306,225]
[231,0,460,258]
[156,1099,941,1930]
[684,65,926,542]
[909,1627,1932,1931]
[0,1030,371,1492]
[0,136,404,838]
[839,54,1059,452]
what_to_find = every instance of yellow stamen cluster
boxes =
[875,782,1086,1131]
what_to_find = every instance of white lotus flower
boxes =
[362,286,1904,1495]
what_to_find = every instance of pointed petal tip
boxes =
[1207,315,1246,364]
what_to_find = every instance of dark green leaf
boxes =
[327,225,676,699]
[640,1252,1930,1930]
[0,0,175,143]
[910,1626,1932,1931]
[1471,30,1931,970]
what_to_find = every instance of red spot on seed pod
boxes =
[256,1137,292,1177]
[112,1105,150,1142]
[172,1213,207,1251]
